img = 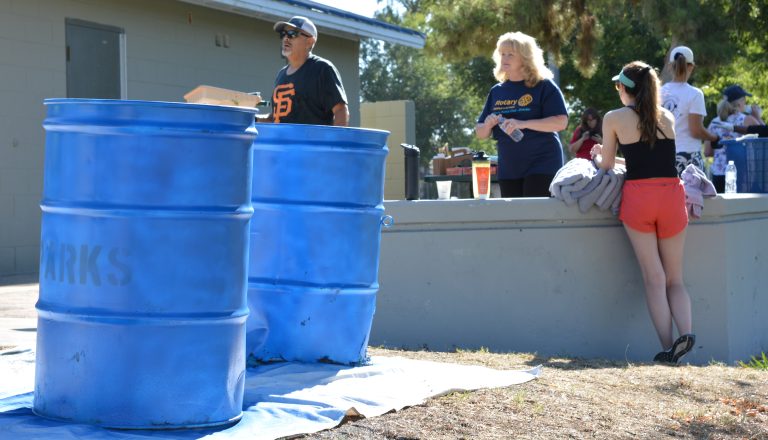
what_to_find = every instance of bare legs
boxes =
[623,226,692,350]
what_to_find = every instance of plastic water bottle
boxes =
[509,128,524,142]
[725,160,737,194]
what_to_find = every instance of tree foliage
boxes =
[361,0,768,161]
[360,3,496,163]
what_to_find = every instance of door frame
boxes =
[65,18,127,99]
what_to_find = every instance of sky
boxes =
[311,0,383,18]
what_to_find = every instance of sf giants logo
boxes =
[272,84,296,123]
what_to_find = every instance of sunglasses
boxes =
[279,30,310,39]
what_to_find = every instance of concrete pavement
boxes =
[0,276,38,350]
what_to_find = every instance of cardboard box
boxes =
[431,154,474,175]
[445,154,473,169]
[446,167,471,176]
[432,157,447,175]
[184,85,262,108]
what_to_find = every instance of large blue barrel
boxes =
[36,99,257,428]
[246,123,389,365]
[721,138,768,193]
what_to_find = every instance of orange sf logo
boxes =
[272,84,295,123]
[518,94,533,106]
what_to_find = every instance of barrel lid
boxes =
[43,98,259,114]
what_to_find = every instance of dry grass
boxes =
[299,347,768,440]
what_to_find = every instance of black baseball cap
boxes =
[723,85,752,103]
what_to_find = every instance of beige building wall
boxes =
[360,100,416,201]
[0,0,361,277]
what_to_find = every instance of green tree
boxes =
[360,3,496,164]
[558,11,665,126]
[363,0,767,164]
[424,0,767,126]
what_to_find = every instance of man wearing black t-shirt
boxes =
[258,16,349,126]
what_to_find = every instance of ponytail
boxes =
[621,62,660,146]
[672,54,688,81]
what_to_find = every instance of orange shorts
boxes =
[619,178,688,239]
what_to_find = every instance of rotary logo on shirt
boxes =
[493,93,533,114]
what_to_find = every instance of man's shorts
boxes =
[675,151,704,176]
[619,177,688,239]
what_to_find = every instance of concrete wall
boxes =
[0,0,360,277]
[360,100,416,200]
[372,194,768,365]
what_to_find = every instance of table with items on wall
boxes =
[423,174,500,199]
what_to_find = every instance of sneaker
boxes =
[671,334,696,363]
[653,349,674,363]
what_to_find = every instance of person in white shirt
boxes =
[661,46,719,175]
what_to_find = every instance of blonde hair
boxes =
[716,98,738,121]
[493,32,553,87]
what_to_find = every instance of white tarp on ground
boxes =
[0,346,540,440]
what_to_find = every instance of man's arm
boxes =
[332,102,349,127]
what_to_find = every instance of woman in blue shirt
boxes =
[475,31,568,197]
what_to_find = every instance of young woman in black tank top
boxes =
[591,61,696,364]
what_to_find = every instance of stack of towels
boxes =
[550,158,626,215]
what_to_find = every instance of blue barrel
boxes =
[35,99,257,428]
[721,138,768,193]
[246,123,389,365]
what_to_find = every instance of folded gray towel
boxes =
[560,176,592,206]
[611,191,622,216]
[578,174,611,213]
[597,169,625,211]
[570,168,606,199]
[595,170,619,209]
[550,158,597,199]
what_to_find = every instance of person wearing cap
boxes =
[475,31,568,198]
[661,46,719,175]
[705,85,764,192]
[591,61,696,365]
[723,84,763,124]
[259,16,349,126]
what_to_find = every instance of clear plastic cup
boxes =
[436,180,452,199]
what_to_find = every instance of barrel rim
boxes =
[44,98,259,115]
[720,138,768,146]
[252,121,390,137]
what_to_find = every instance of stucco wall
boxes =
[360,100,416,200]
[0,0,360,277]
[371,195,768,365]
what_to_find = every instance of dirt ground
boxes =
[300,347,768,440]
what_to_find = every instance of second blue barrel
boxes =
[36,99,257,428]
[247,123,389,365]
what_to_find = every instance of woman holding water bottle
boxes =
[475,31,568,198]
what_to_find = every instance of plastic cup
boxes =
[436,180,452,199]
